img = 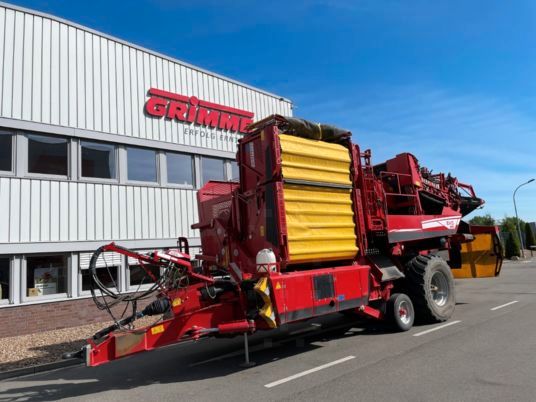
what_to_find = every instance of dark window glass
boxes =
[82,266,118,291]
[26,255,67,297]
[230,161,239,181]
[0,258,9,300]
[81,141,116,179]
[167,152,193,186]
[202,157,225,184]
[28,134,68,175]
[129,264,160,286]
[0,135,12,172]
[127,147,156,182]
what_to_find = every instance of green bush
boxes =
[525,222,535,249]
[504,228,521,258]
[500,216,525,233]
[469,214,495,226]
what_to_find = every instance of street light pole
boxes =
[513,178,535,258]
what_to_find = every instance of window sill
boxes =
[165,183,195,189]
[126,180,160,187]
[78,176,119,184]
[25,172,69,180]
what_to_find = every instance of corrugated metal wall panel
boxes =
[0,0,298,152]
[0,177,201,243]
[0,9,5,116]
[2,9,14,117]
[0,178,9,242]
[9,178,20,242]
[20,179,31,242]
[0,4,293,248]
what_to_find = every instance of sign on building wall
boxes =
[145,88,255,144]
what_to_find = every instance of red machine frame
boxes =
[75,115,496,367]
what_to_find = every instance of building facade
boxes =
[0,2,292,337]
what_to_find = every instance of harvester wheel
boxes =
[387,293,414,331]
[406,255,455,323]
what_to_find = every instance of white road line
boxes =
[490,300,519,311]
[413,320,461,337]
[264,356,355,388]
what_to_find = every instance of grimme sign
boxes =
[145,88,255,142]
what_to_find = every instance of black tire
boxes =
[406,255,455,323]
[387,293,414,331]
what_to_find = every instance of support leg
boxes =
[240,332,256,367]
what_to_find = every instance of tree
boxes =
[501,216,526,249]
[504,229,521,258]
[503,220,521,258]
[525,222,536,249]
[500,216,525,233]
[469,214,495,226]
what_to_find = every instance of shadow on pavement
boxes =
[0,314,385,401]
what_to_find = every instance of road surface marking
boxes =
[491,300,519,311]
[264,355,355,388]
[413,320,461,337]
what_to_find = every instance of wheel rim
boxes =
[398,300,411,325]
[430,271,449,307]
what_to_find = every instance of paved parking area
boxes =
[1,259,535,402]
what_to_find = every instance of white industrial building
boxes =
[0,2,292,333]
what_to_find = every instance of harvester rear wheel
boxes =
[387,293,414,331]
[406,255,455,323]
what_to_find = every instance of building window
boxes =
[230,161,239,181]
[167,152,193,186]
[81,141,117,179]
[127,146,157,182]
[0,134,13,172]
[129,264,160,287]
[28,134,68,176]
[128,252,161,288]
[81,267,119,291]
[80,252,122,292]
[202,157,225,184]
[0,258,9,300]
[26,255,67,297]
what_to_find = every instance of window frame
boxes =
[0,256,12,305]
[125,146,160,185]
[21,253,70,303]
[228,160,239,181]
[25,133,70,179]
[165,151,195,189]
[78,140,119,183]
[201,156,226,185]
[79,264,123,296]
[0,131,16,176]
[78,251,125,296]
[126,249,163,292]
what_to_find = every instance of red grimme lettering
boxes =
[239,118,254,134]
[196,108,220,128]
[145,91,254,134]
[145,96,167,117]
[218,113,240,131]
[166,101,188,121]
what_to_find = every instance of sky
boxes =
[7,0,536,222]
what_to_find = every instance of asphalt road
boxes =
[1,258,536,402]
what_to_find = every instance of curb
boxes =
[0,359,82,381]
